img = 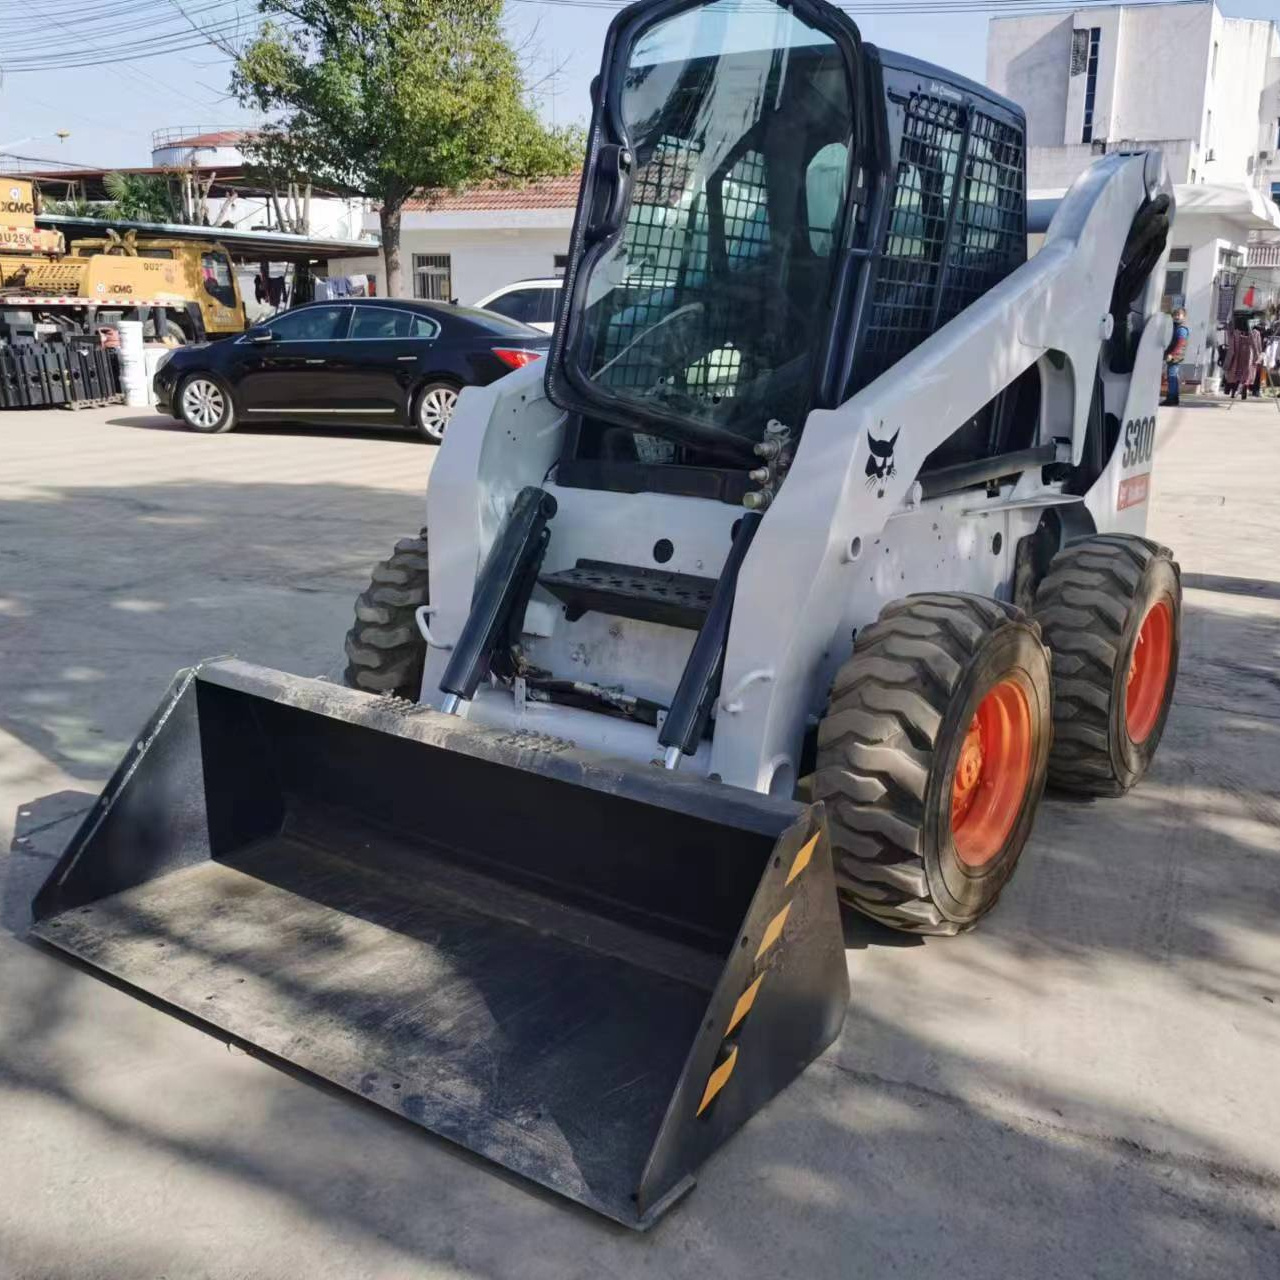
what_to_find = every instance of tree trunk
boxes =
[380,197,404,297]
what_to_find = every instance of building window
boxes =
[1168,247,1190,265]
[1272,182,1280,209]
[553,254,568,277]
[1275,119,1280,150]
[1163,268,1186,307]
[1211,40,1218,79]
[1081,27,1101,144]
[412,253,451,301]
[1204,109,1212,153]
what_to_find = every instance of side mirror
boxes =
[246,326,275,344]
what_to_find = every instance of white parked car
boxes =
[473,278,562,333]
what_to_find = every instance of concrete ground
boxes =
[1,399,1278,1279]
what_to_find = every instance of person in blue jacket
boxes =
[1161,307,1189,407]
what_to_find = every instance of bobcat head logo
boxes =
[865,426,899,497]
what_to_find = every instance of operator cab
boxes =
[548,0,1033,502]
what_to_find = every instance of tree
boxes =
[232,0,584,295]
[102,172,181,223]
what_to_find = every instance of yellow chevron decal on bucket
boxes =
[754,902,791,961]
[697,1045,739,1116]
[786,832,818,885]
[725,974,764,1036]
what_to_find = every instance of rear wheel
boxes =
[414,380,460,442]
[814,594,1052,935]
[1034,534,1180,795]
[177,374,235,433]
[343,531,430,698]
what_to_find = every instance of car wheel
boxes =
[178,374,235,433]
[414,380,460,443]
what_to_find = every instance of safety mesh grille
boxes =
[598,139,768,413]
[937,110,1026,325]
[853,93,1025,392]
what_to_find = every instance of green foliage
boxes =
[232,0,584,289]
[101,172,181,223]
[42,197,98,218]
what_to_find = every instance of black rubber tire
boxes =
[163,319,188,345]
[813,593,1052,936]
[176,372,236,433]
[1034,534,1181,796]
[342,530,431,698]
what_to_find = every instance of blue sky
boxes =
[1,0,1276,172]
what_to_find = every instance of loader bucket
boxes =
[31,659,848,1227]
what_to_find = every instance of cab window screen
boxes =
[566,0,854,451]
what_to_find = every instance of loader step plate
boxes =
[539,559,716,629]
[30,660,849,1226]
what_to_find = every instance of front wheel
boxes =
[814,594,1053,935]
[343,530,431,698]
[177,374,235,433]
[414,380,460,442]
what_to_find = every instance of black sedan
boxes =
[153,298,549,440]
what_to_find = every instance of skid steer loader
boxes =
[33,0,1181,1228]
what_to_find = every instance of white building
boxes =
[345,175,579,305]
[987,1,1280,194]
[989,2,1280,389]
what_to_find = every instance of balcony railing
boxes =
[1247,241,1280,269]
[150,126,245,151]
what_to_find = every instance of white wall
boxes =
[1029,138,1193,189]
[342,227,571,303]
[1109,3,1213,151]
[986,14,1074,147]
[1256,52,1280,200]
[1200,12,1276,185]
[989,4,1280,192]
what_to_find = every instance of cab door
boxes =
[327,305,441,418]
[233,305,351,413]
[198,248,242,335]
[546,0,869,462]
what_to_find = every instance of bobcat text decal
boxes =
[1117,414,1155,509]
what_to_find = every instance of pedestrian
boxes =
[1224,316,1256,400]
[1249,322,1264,397]
[1162,306,1189,407]
[1265,328,1280,380]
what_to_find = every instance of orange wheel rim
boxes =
[1126,600,1173,744]
[950,678,1033,868]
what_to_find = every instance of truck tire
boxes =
[814,594,1052,935]
[1033,534,1180,795]
[343,531,430,698]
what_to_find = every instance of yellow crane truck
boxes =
[1,177,248,406]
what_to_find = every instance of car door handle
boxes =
[397,355,417,361]
[304,358,326,365]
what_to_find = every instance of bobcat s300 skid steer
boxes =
[34,0,1180,1228]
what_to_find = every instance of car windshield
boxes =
[562,0,856,454]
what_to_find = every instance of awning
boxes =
[36,214,380,263]
[1029,182,1280,236]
